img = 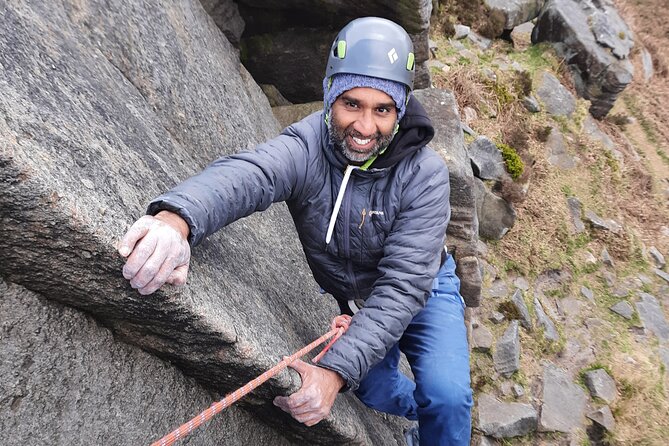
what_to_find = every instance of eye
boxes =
[377,106,395,114]
[344,100,358,109]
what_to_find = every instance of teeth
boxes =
[352,136,371,145]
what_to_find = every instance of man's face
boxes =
[329,87,398,164]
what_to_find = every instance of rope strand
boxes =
[150,324,347,446]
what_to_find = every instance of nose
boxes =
[352,109,375,136]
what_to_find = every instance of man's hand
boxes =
[118,211,191,295]
[273,359,345,426]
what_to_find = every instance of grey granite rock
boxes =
[467,31,493,50]
[473,325,495,352]
[454,24,471,40]
[649,246,666,269]
[511,289,533,330]
[474,178,517,241]
[513,384,525,398]
[513,277,530,291]
[511,22,536,51]
[609,301,634,320]
[469,137,507,180]
[478,393,538,438]
[581,286,595,302]
[536,72,576,117]
[489,279,511,299]
[546,128,577,169]
[539,364,587,433]
[532,0,635,118]
[567,197,586,233]
[522,95,541,113]
[494,321,521,377]
[484,0,546,29]
[534,297,559,341]
[636,293,669,342]
[584,369,618,404]
[601,247,614,267]
[641,47,654,83]
[585,210,622,234]
[587,406,616,432]
[655,268,669,284]
[200,0,245,46]
[490,311,506,324]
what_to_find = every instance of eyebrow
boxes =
[339,94,396,110]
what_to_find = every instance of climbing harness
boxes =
[150,315,351,446]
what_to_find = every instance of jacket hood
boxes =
[326,95,435,170]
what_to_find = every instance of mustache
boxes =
[346,128,381,140]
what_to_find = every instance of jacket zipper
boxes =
[343,172,361,301]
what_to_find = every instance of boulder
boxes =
[484,0,546,30]
[0,1,401,443]
[539,364,587,433]
[234,0,434,101]
[532,0,635,118]
[414,88,482,307]
[545,127,577,170]
[494,321,521,377]
[510,22,535,51]
[1,281,292,446]
[271,102,324,129]
[477,393,538,438]
[468,136,507,181]
[474,178,517,241]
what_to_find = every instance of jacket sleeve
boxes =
[318,156,451,391]
[147,125,311,246]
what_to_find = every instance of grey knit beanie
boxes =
[323,73,408,122]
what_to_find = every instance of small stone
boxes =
[636,292,669,342]
[609,301,634,320]
[637,274,653,285]
[461,122,476,136]
[587,406,616,432]
[467,31,492,50]
[511,289,533,330]
[534,297,559,342]
[489,279,510,299]
[612,286,630,298]
[489,311,506,324]
[581,286,594,302]
[458,48,479,64]
[473,325,494,352]
[513,277,530,291]
[478,393,537,438]
[501,380,513,396]
[522,95,540,113]
[566,197,585,233]
[583,251,598,266]
[649,246,666,269]
[641,47,654,83]
[512,384,525,398]
[494,321,520,377]
[539,363,587,433]
[601,248,614,267]
[584,369,618,404]
[454,24,470,40]
[601,271,616,287]
[463,106,478,124]
[482,67,497,83]
[655,268,669,284]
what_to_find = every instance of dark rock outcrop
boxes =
[0,1,403,443]
[532,0,635,118]
[228,0,433,102]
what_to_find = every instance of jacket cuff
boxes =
[146,198,200,246]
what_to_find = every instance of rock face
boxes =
[539,364,587,433]
[484,0,546,30]
[414,89,482,307]
[0,1,402,443]
[234,0,434,102]
[1,281,293,446]
[533,0,635,118]
[478,393,538,438]
[468,136,507,181]
[200,0,245,46]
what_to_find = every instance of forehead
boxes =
[338,87,395,106]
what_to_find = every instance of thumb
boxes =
[287,358,311,377]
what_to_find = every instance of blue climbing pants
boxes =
[354,255,473,445]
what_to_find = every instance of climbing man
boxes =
[118,17,472,445]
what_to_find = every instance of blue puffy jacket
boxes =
[147,96,451,391]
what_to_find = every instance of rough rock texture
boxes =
[511,289,533,331]
[636,293,669,342]
[0,1,402,443]
[272,102,324,128]
[484,0,545,30]
[200,0,245,46]
[539,364,587,433]
[414,88,482,307]
[587,406,616,432]
[473,325,494,352]
[534,297,559,342]
[236,0,433,101]
[533,0,635,118]
[584,369,618,404]
[468,136,507,181]
[494,321,521,377]
[536,72,576,117]
[477,393,538,438]
[474,178,517,241]
[609,300,634,319]
[1,280,294,446]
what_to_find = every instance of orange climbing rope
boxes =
[150,315,351,446]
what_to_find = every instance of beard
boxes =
[328,114,397,164]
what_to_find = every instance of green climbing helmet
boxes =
[326,17,415,91]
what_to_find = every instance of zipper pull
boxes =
[358,208,367,230]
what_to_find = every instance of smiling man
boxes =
[119,17,472,445]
